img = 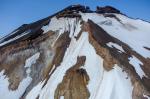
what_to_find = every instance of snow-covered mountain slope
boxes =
[0,5,150,99]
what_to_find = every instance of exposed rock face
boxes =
[55,56,90,99]
[96,6,121,14]
[0,4,150,99]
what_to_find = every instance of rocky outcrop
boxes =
[55,56,90,99]
[96,6,121,14]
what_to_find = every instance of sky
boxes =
[0,0,150,38]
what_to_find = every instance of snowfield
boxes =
[81,13,150,58]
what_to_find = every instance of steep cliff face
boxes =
[0,5,150,99]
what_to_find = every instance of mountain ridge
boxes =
[0,4,123,46]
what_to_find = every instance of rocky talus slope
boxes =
[0,5,150,99]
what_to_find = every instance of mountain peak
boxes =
[0,5,150,99]
[96,6,121,14]
[56,5,121,18]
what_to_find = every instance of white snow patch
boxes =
[60,96,64,99]
[129,55,146,78]
[107,42,124,53]
[73,19,81,37]
[143,94,150,99]
[0,70,32,99]
[25,52,40,76]
[24,52,40,68]
[42,17,68,34]
[26,81,45,99]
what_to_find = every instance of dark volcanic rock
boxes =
[96,6,121,14]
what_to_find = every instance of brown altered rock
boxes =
[54,56,90,99]
[0,31,57,92]
[43,32,71,87]
[82,21,117,71]
[96,6,121,14]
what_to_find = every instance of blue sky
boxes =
[0,0,150,37]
